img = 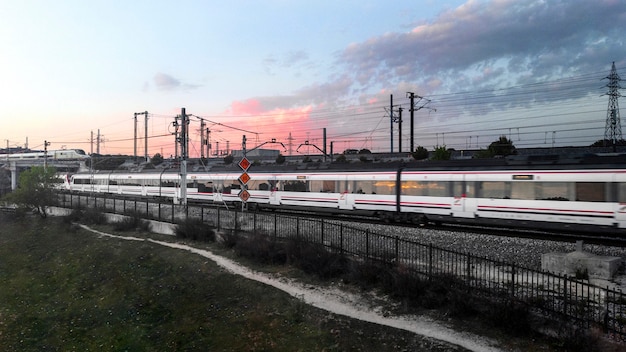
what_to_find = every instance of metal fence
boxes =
[58,192,626,342]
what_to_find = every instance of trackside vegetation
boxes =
[1,209,623,351]
[0,213,463,351]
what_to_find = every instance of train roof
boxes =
[74,153,626,176]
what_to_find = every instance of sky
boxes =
[1,0,626,159]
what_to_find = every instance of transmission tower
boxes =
[603,61,623,150]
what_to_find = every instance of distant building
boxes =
[231,149,280,159]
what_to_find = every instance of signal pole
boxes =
[603,61,623,151]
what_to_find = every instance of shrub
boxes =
[234,232,286,265]
[285,240,348,279]
[114,212,151,232]
[175,218,215,242]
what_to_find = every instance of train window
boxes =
[283,180,307,192]
[535,182,572,201]
[353,180,376,194]
[510,182,535,200]
[161,180,178,188]
[478,181,509,199]
[402,181,450,196]
[575,182,606,202]
[618,183,626,203]
[247,179,269,190]
[309,180,336,193]
[453,182,475,197]
[145,179,159,187]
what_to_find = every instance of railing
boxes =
[57,192,626,342]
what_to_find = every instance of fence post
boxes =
[296,217,300,241]
[253,212,257,232]
[365,229,370,259]
[273,213,277,239]
[429,243,433,280]
[395,236,399,262]
[340,224,344,256]
[511,263,516,299]
[217,207,221,231]
[321,219,324,246]
[200,205,204,223]
[563,275,568,316]
[158,202,161,221]
[466,254,471,284]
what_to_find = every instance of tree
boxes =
[151,153,164,165]
[412,146,429,160]
[590,139,626,147]
[223,154,234,165]
[487,136,516,157]
[275,154,286,164]
[3,166,61,218]
[431,145,452,160]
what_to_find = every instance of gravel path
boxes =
[79,224,505,352]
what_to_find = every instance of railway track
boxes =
[263,207,626,248]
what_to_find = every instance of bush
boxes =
[234,232,286,265]
[485,300,532,336]
[175,218,215,242]
[285,240,348,279]
[114,212,151,232]
[63,208,107,225]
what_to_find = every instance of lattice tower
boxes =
[604,61,623,145]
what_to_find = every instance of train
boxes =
[63,153,626,234]
[0,149,90,161]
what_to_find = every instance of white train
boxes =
[65,154,626,234]
[0,149,89,161]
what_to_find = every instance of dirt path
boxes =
[80,225,505,352]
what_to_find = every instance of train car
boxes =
[0,149,89,161]
[66,154,626,234]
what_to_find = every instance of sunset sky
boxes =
[1,0,626,159]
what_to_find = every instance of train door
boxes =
[338,178,353,210]
[614,178,626,228]
[269,178,280,205]
[451,178,475,218]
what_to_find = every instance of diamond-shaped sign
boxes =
[239,189,250,202]
[238,157,251,171]
[238,172,251,185]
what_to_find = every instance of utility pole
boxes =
[603,61,623,152]
[179,108,188,206]
[406,92,436,153]
[323,128,327,162]
[200,119,206,159]
[134,112,138,163]
[206,128,210,158]
[43,140,51,170]
[97,129,101,155]
[144,111,148,161]
[397,106,403,153]
[390,94,393,153]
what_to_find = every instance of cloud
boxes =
[153,72,201,91]
[154,72,180,90]
[338,0,626,94]
[262,50,312,75]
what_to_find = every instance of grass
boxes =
[2,212,622,352]
[0,214,462,352]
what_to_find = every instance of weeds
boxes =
[175,218,215,242]
[114,212,151,232]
